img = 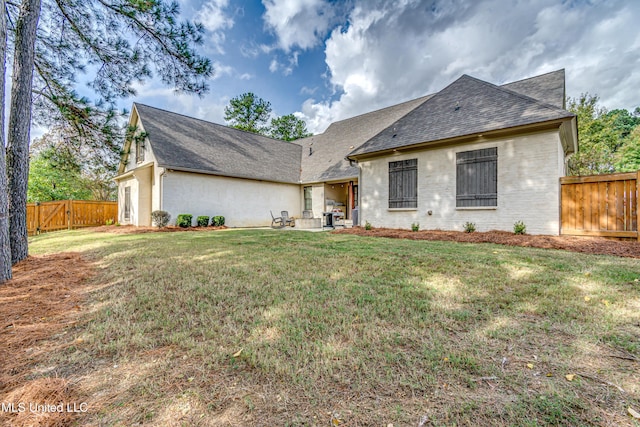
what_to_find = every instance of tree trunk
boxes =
[7,0,41,264]
[0,0,12,281]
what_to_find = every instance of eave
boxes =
[347,117,574,161]
[158,164,301,186]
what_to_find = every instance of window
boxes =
[124,187,131,220]
[303,186,312,211]
[353,185,358,208]
[135,138,145,163]
[389,159,417,208]
[456,148,497,207]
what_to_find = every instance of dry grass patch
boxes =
[10,229,640,426]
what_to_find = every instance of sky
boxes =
[110,0,640,135]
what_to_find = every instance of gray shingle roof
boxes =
[296,95,431,183]
[123,70,571,183]
[501,69,565,109]
[349,74,574,157]
[134,103,302,184]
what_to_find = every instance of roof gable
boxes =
[501,69,565,109]
[349,74,574,157]
[133,103,302,184]
[296,95,431,183]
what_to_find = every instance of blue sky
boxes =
[108,0,639,135]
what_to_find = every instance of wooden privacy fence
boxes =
[560,171,638,239]
[27,200,118,236]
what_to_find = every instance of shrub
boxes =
[212,215,225,226]
[151,210,171,228]
[176,214,193,228]
[513,220,527,235]
[463,221,476,233]
[196,216,210,227]
[411,222,419,232]
[364,221,372,231]
[105,219,114,226]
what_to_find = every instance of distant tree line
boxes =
[567,94,640,175]
[28,129,117,202]
[224,92,312,141]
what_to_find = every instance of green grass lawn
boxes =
[26,229,640,426]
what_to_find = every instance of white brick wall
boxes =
[358,130,565,235]
[162,171,301,227]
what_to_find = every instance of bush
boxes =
[411,222,419,232]
[212,215,225,226]
[151,210,171,228]
[463,221,476,233]
[513,220,527,235]
[364,221,372,231]
[176,214,193,228]
[196,216,210,227]
[105,219,114,226]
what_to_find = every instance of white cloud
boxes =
[300,86,317,95]
[195,0,234,54]
[240,42,274,58]
[211,61,233,80]
[268,53,298,76]
[298,0,640,134]
[261,0,337,52]
[269,58,279,73]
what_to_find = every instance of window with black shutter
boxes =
[456,148,497,207]
[389,159,417,208]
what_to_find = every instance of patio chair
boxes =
[281,211,295,227]
[270,211,284,228]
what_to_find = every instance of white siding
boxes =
[124,116,155,173]
[359,130,564,235]
[162,171,300,227]
[117,167,153,226]
[117,178,137,225]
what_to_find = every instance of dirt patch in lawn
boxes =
[334,227,640,258]
[0,253,95,427]
[90,224,228,234]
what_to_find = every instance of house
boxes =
[115,104,302,227]
[115,69,577,234]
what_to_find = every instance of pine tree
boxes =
[0,0,213,279]
[0,0,12,281]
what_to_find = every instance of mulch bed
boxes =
[333,227,640,258]
[0,253,95,426]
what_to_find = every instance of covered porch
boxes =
[297,179,359,229]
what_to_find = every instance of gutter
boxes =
[113,161,154,181]
[347,117,574,161]
[158,164,300,186]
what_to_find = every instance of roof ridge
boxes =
[133,102,299,146]
[501,68,565,87]
[464,74,572,115]
[328,93,432,126]
[345,77,467,156]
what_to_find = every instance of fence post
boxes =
[67,200,72,230]
[35,202,41,234]
[637,171,639,241]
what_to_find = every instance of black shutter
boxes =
[456,148,497,207]
[389,159,417,208]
